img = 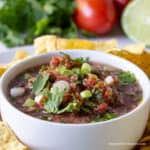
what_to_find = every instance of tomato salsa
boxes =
[8,53,142,123]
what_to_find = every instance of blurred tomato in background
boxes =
[114,0,131,18]
[74,0,117,35]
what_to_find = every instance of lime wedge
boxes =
[121,0,150,46]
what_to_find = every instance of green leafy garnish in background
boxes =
[32,74,49,95]
[0,0,77,47]
[119,71,136,84]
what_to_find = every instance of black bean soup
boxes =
[8,54,142,123]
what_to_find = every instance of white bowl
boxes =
[0,50,150,150]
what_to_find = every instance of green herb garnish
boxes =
[80,90,92,99]
[84,101,96,108]
[58,102,81,114]
[56,66,72,76]
[24,73,31,80]
[32,74,49,95]
[43,87,66,113]
[92,113,118,122]
[81,63,91,75]
[23,98,35,107]
[74,57,89,65]
[119,71,136,84]
[60,52,71,59]
[40,65,46,72]
[56,66,81,76]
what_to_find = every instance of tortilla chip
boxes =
[123,43,145,54]
[34,35,57,54]
[0,65,8,76]
[140,147,150,150]
[0,122,29,150]
[14,50,30,60]
[34,35,119,53]
[140,136,150,143]
[95,39,118,51]
[109,50,150,78]
[56,38,96,50]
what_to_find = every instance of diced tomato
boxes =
[39,96,48,108]
[84,75,97,89]
[51,56,60,68]
[39,101,44,107]
[87,79,96,87]
[103,88,112,100]
[98,103,108,113]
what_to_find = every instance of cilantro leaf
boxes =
[32,74,49,96]
[43,87,66,113]
[58,102,81,114]
[0,0,77,47]
[0,23,25,47]
[119,71,136,84]
[74,57,89,65]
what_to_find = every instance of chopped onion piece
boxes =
[35,95,43,104]
[52,80,70,92]
[104,76,114,85]
[10,87,25,97]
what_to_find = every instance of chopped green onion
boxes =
[80,90,92,99]
[24,73,31,80]
[92,113,118,122]
[72,68,81,75]
[56,66,71,76]
[23,98,35,107]
[40,65,46,72]
[56,66,81,76]
[47,117,52,121]
[81,107,90,113]
[84,101,96,108]
[119,71,136,84]
[81,63,91,75]
[104,113,118,120]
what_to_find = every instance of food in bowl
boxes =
[1,50,149,150]
[8,53,142,124]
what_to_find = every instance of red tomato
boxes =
[51,56,60,68]
[98,103,108,113]
[74,0,117,35]
[113,0,131,19]
[114,0,131,11]
[39,96,48,108]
